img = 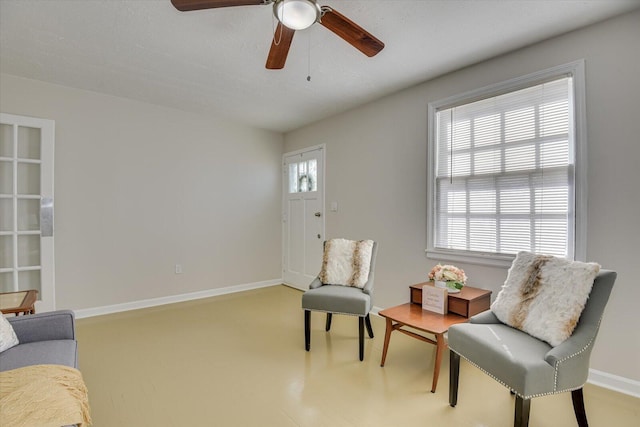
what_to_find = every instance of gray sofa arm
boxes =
[8,310,76,344]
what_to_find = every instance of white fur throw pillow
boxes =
[319,239,374,288]
[0,315,19,353]
[491,251,600,347]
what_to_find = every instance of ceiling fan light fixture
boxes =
[273,0,320,30]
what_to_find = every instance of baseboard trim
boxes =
[282,282,307,292]
[588,369,640,398]
[74,279,283,319]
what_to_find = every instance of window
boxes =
[288,158,317,193]
[427,61,586,266]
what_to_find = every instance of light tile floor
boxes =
[76,285,639,426]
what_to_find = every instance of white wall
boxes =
[284,11,640,382]
[1,74,284,310]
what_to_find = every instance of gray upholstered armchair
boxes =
[302,240,377,361]
[448,269,616,427]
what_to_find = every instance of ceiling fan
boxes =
[170,0,385,69]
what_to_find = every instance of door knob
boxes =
[314,212,321,217]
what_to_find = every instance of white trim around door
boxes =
[282,144,325,290]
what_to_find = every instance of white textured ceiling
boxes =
[1,0,639,132]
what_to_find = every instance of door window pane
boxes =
[298,161,308,191]
[0,272,14,293]
[0,124,12,157]
[18,270,40,292]
[17,199,40,231]
[288,163,298,193]
[0,198,13,231]
[17,162,40,195]
[307,159,317,192]
[17,235,40,267]
[0,235,13,268]
[0,161,12,194]
[17,126,41,160]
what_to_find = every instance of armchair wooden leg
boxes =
[305,310,311,351]
[449,351,460,407]
[514,395,530,427]
[358,316,365,361]
[365,313,374,338]
[571,388,589,427]
[325,313,332,331]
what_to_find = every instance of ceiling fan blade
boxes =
[266,23,295,69]
[320,7,384,57]
[171,0,267,12]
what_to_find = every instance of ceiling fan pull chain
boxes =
[307,29,312,81]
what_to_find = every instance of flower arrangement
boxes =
[428,264,467,290]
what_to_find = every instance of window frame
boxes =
[426,60,587,267]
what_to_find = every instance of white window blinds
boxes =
[433,75,576,259]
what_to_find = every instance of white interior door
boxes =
[0,113,55,312]
[282,146,325,289]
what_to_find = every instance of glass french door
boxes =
[0,113,55,312]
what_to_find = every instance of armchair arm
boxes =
[544,269,616,390]
[309,277,323,290]
[544,322,598,367]
[469,310,501,324]
[543,324,596,390]
[8,310,76,344]
[362,241,378,296]
[362,271,375,296]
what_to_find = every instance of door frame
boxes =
[282,144,325,290]
[0,112,55,312]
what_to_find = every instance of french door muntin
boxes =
[0,113,55,312]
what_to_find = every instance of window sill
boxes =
[425,248,515,268]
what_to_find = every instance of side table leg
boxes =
[431,333,446,393]
[380,317,393,367]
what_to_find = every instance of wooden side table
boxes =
[379,284,491,393]
[0,290,38,316]
[410,282,492,318]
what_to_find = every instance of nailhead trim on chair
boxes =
[450,349,581,399]
[449,313,605,400]
[552,314,604,391]
[450,347,584,400]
